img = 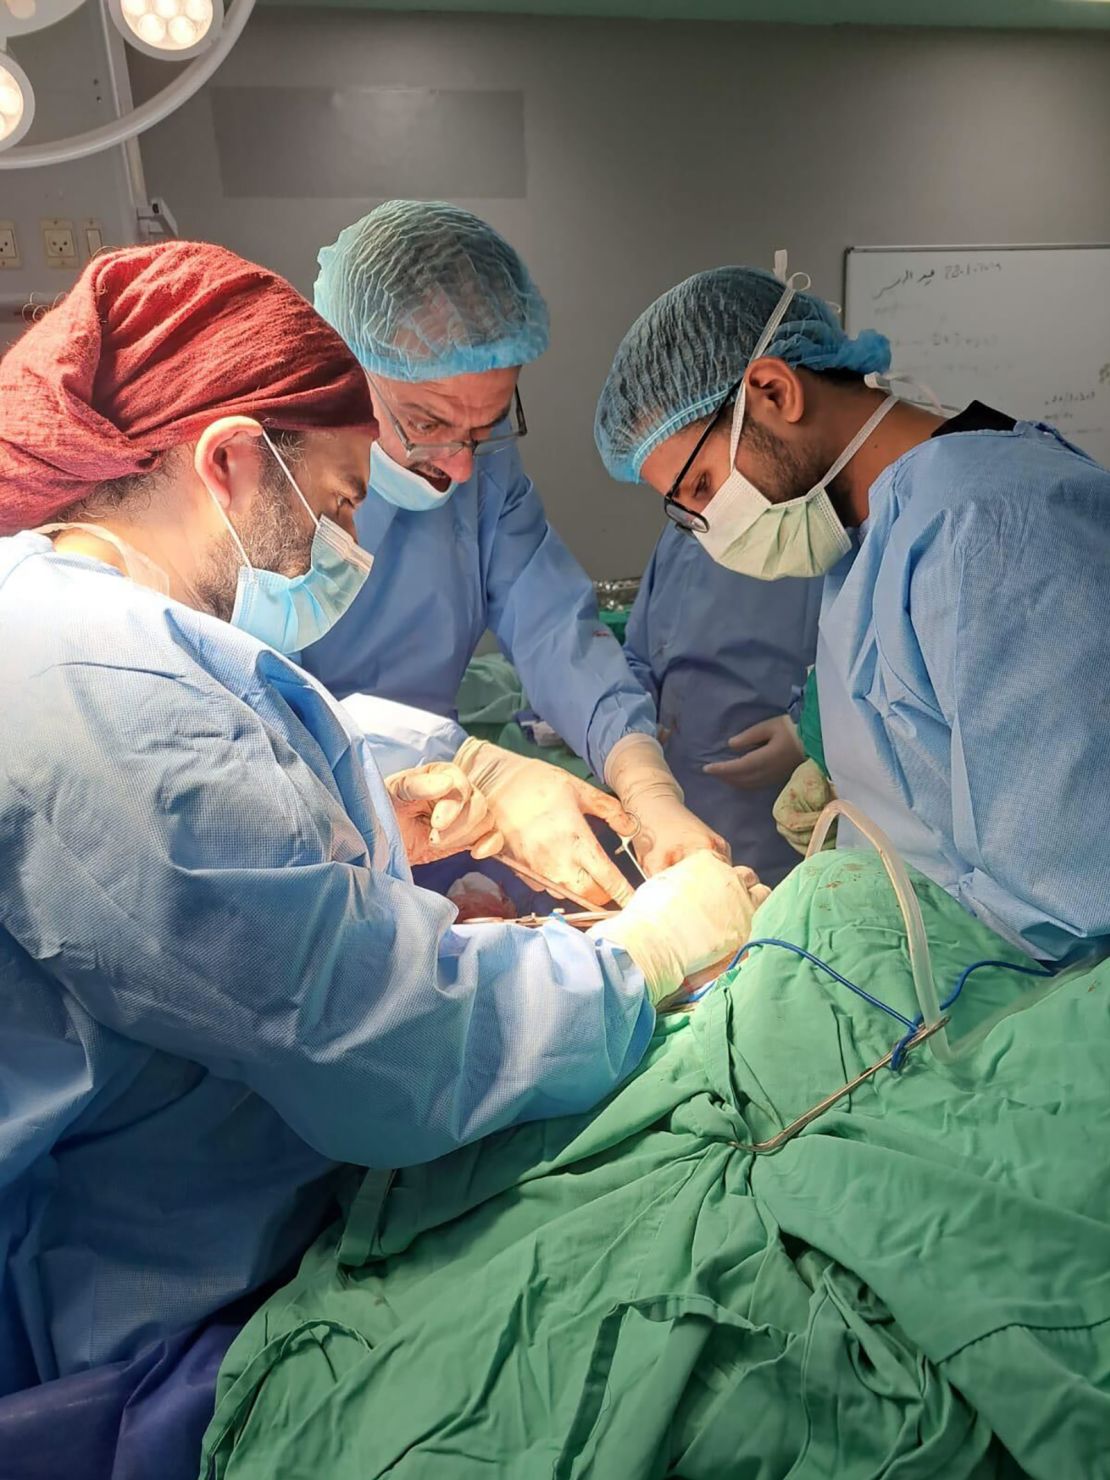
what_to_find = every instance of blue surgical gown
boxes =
[623,524,821,886]
[300,446,656,776]
[818,421,1110,962]
[0,533,653,1394]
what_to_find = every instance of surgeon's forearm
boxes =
[274,901,656,1168]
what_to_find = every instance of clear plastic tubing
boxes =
[807,800,953,1063]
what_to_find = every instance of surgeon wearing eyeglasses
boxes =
[302,201,726,893]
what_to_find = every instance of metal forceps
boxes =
[731,1016,949,1156]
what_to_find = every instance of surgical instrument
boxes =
[462,908,619,929]
[732,1016,949,1156]
[613,817,649,884]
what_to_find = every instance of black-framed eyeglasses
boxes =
[662,375,743,535]
[372,382,527,463]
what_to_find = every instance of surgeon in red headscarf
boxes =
[0,241,762,1476]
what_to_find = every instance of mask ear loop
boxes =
[865,370,950,416]
[727,383,748,467]
[261,428,320,528]
[822,394,899,488]
[729,275,806,466]
[215,427,320,574]
[262,427,376,577]
[204,452,254,572]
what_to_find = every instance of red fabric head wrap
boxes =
[0,240,374,534]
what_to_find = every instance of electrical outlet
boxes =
[83,219,105,258]
[42,219,78,269]
[0,221,20,270]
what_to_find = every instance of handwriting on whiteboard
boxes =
[1042,388,1100,432]
[872,260,1003,302]
[1045,390,1097,407]
[846,248,1110,466]
[899,332,1000,351]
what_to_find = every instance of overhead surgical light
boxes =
[0,52,34,150]
[0,0,87,33]
[106,0,224,61]
[0,0,253,167]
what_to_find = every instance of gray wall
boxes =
[0,4,140,347]
[133,10,1110,577]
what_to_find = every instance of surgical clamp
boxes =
[730,1016,949,1156]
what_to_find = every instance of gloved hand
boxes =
[703,715,804,790]
[386,762,503,867]
[453,739,636,908]
[773,759,837,856]
[604,733,729,875]
[587,851,771,1005]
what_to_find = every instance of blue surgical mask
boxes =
[370,441,458,512]
[215,431,374,654]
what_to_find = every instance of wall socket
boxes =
[42,219,79,269]
[83,219,105,258]
[0,221,20,270]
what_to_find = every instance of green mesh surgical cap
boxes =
[315,201,550,382]
[595,267,891,482]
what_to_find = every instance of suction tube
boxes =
[807,800,953,1063]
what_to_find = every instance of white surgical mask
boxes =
[370,442,458,512]
[696,387,897,580]
[694,276,898,581]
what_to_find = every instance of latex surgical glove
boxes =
[386,762,504,867]
[587,852,771,1006]
[604,733,729,875]
[773,759,837,856]
[453,738,637,908]
[703,715,804,791]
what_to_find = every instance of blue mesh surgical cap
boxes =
[594,267,891,483]
[314,201,550,382]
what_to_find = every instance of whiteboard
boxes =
[844,245,1110,467]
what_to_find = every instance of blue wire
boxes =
[889,955,1054,1070]
[687,940,1055,1075]
[687,937,916,1029]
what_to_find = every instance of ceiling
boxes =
[263,0,1110,29]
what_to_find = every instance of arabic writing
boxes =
[872,260,1002,301]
